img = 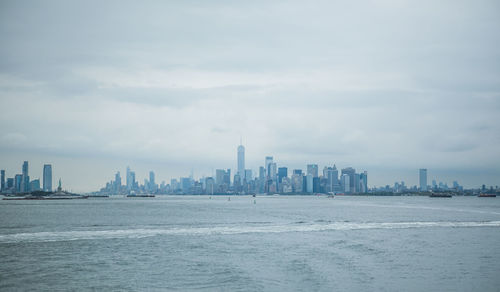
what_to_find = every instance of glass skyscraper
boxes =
[43,164,52,192]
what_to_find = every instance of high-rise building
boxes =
[278,167,288,183]
[360,171,368,193]
[114,171,121,193]
[419,169,427,191]
[126,166,132,191]
[15,174,22,193]
[341,167,356,193]
[1,170,5,192]
[268,163,277,181]
[341,174,350,193]
[237,144,245,177]
[43,164,52,192]
[215,169,231,192]
[149,171,156,191]
[244,169,252,181]
[205,177,215,194]
[21,161,29,192]
[30,179,41,191]
[307,164,318,177]
[306,174,313,193]
[265,156,273,179]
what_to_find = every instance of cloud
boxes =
[0,0,499,191]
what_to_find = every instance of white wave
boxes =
[1,221,499,243]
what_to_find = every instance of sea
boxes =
[1,195,499,291]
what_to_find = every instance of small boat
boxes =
[478,193,497,198]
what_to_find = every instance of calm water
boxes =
[1,195,499,291]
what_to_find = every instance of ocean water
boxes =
[0,195,499,291]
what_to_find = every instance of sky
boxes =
[0,0,499,192]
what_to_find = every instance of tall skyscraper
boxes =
[265,156,273,179]
[360,171,368,193]
[237,144,245,177]
[21,161,29,192]
[341,174,350,193]
[149,171,156,191]
[1,169,5,192]
[126,166,132,191]
[419,169,428,191]
[43,164,52,192]
[114,171,121,193]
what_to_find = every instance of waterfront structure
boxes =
[237,144,245,177]
[419,169,428,191]
[43,164,52,192]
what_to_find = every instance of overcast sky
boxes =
[1,0,499,192]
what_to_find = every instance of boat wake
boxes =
[1,221,499,243]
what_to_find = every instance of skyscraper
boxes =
[1,169,5,192]
[341,167,356,193]
[21,161,29,192]
[126,166,132,191]
[307,164,318,177]
[278,167,288,183]
[419,169,428,191]
[43,164,52,192]
[149,171,156,191]
[114,171,121,193]
[265,156,273,179]
[237,144,245,177]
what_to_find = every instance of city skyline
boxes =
[1,142,495,194]
[1,1,499,192]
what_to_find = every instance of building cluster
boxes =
[0,161,53,194]
[372,168,465,193]
[97,143,368,195]
[99,167,161,195]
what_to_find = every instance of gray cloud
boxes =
[0,0,499,191]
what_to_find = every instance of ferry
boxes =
[478,193,497,198]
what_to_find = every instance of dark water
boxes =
[1,195,499,291]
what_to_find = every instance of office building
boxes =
[237,144,245,177]
[419,169,428,191]
[114,171,121,193]
[1,169,5,191]
[341,167,356,193]
[244,169,252,181]
[278,167,288,183]
[30,179,41,191]
[341,174,350,193]
[307,164,318,177]
[21,161,29,192]
[43,164,52,192]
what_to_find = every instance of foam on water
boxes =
[1,220,500,243]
